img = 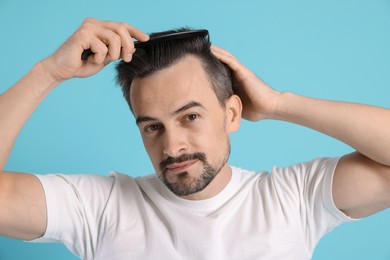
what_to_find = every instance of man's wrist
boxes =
[19,60,64,101]
[34,59,63,90]
[268,91,298,121]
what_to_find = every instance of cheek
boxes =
[142,137,162,166]
[196,118,228,150]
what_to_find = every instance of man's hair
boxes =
[115,28,233,111]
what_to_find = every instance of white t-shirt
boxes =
[32,157,356,259]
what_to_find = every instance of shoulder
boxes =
[268,157,341,183]
[109,171,159,195]
[231,157,341,199]
[35,171,152,203]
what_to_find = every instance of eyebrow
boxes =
[136,116,158,125]
[172,101,206,115]
[135,101,206,126]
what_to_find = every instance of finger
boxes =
[86,38,108,64]
[107,22,149,61]
[107,22,136,62]
[211,45,258,85]
[79,18,119,62]
[97,29,123,61]
[88,27,131,62]
[98,21,149,62]
[211,45,237,60]
[211,46,242,72]
[100,20,149,44]
[83,18,149,42]
[81,19,148,62]
[122,23,149,42]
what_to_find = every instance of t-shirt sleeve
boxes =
[29,173,116,258]
[270,157,359,253]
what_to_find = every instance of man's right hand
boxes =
[41,18,149,82]
[0,18,149,241]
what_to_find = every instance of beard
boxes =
[158,143,230,197]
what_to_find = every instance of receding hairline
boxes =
[116,29,234,115]
[132,53,206,80]
[129,54,221,110]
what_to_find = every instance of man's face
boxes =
[130,55,240,199]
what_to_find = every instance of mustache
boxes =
[159,152,207,171]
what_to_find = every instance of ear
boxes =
[225,95,242,133]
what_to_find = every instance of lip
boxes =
[165,159,198,174]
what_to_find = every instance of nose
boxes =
[162,127,187,158]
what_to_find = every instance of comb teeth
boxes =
[134,30,209,49]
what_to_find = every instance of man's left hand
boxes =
[211,45,280,122]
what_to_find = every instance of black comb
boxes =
[81,29,209,61]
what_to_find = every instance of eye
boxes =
[144,124,163,133]
[186,114,199,121]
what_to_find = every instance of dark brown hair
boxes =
[115,28,233,112]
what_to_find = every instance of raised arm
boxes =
[211,45,390,219]
[0,18,148,240]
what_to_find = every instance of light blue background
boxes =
[0,0,389,259]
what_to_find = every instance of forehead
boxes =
[130,55,219,117]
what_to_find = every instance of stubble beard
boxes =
[159,142,231,197]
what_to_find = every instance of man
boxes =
[0,18,389,259]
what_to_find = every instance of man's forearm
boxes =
[272,92,390,166]
[0,60,61,171]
